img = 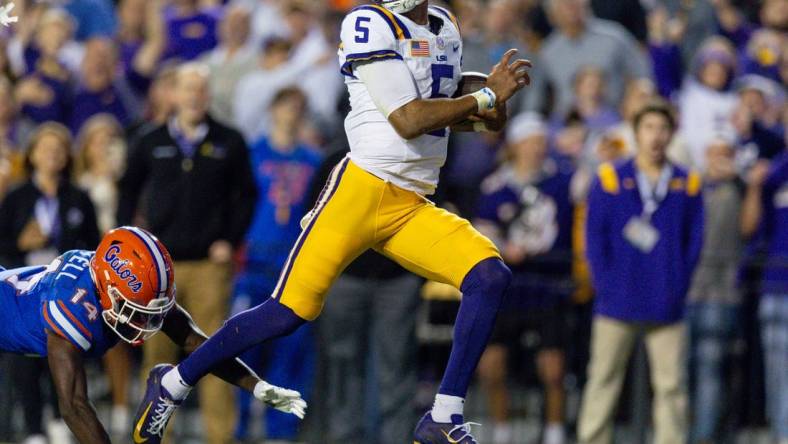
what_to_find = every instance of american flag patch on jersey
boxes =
[410,40,430,57]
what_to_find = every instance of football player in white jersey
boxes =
[338,0,525,195]
[133,1,531,443]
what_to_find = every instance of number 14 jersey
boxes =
[0,250,119,357]
[338,4,462,195]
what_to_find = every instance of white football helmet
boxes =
[378,0,426,13]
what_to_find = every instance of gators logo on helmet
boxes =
[90,227,176,345]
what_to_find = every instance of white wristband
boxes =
[471,87,496,112]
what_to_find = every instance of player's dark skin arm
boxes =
[160,304,259,392]
[47,331,112,444]
[451,102,508,133]
[388,49,529,139]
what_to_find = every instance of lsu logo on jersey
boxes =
[104,245,142,292]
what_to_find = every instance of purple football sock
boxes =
[178,298,306,385]
[438,257,510,397]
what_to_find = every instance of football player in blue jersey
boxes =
[0,226,305,444]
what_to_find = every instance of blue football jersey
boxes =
[0,250,119,357]
[244,137,322,273]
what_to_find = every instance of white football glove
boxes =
[0,3,17,27]
[253,380,307,419]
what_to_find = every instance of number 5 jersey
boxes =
[338,4,462,195]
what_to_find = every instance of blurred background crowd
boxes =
[0,0,785,443]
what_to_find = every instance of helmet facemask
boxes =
[100,282,175,346]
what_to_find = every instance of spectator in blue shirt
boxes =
[475,113,576,444]
[62,0,117,41]
[741,152,788,443]
[577,100,703,444]
[230,86,321,442]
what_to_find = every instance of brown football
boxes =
[453,71,488,98]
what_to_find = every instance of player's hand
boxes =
[0,3,18,27]
[486,49,531,103]
[470,102,507,132]
[253,380,307,419]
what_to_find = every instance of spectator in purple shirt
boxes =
[739,29,783,83]
[115,0,165,96]
[651,35,739,170]
[731,75,785,162]
[476,113,576,444]
[711,0,783,81]
[162,0,220,62]
[14,8,74,126]
[70,38,131,134]
[116,0,146,71]
[8,5,83,77]
[0,76,32,200]
[712,0,787,53]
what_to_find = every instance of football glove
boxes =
[0,3,17,27]
[253,380,307,419]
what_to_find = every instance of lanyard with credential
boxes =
[170,120,208,172]
[635,165,672,221]
[173,129,199,159]
[34,195,60,240]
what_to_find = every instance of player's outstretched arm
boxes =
[47,331,113,444]
[160,305,306,418]
[386,49,530,139]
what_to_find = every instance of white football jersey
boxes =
[338,4,463,195]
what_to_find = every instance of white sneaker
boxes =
[21,434,47,444]
[47,419,72,444]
